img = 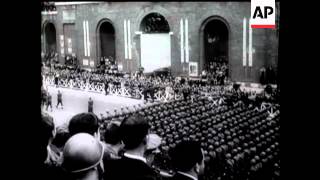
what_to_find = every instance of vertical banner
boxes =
[128,20,132,60]
[250,0,276,29]
[242,17,247,66]
[248,23,253,67]
[124,20,128,59]
[180,19,184,63]
[83,21,87,56]
[86,21,90,57]
[185,19,189,63]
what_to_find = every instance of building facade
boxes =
[41,2,280,83]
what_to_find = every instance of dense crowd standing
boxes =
[41,2,56,12]
[202,60,229,86]
[42,62,279,107]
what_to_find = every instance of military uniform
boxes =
[56,91,63,108]
[46,94,52,111]
[88,99,93,113]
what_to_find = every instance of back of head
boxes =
[62,133,104,173]
[41,112,55,144]
[120,113,150,150]
[104,121,121,145]
[68,113,99,136]
[170,141,203,172]
[52,127,71,149]
[41,112,55,162]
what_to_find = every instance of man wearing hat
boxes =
[56,90,63,109]
[41,112,58,165]
[62,133,105,180]
[54,73,60,88]
[88,97,94,113]
[103,113,161,180]
[46,92,53,112]
[41,87,47,107]
[104,78,109,95]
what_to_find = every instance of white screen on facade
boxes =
[141,33,171,73]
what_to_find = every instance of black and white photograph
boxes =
[40,1,280,180]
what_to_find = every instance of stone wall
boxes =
[41,2,280,83]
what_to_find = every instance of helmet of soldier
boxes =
[62,133,104,173]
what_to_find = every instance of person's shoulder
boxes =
[40,163,67,180]
[169,173,192,180]
[103,154,122,169]
[120,157,156,172]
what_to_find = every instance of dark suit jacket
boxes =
[103,156,161,180]
[40,163,68,180]
[170,173,196,180]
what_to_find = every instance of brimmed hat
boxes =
[62,133,104,173]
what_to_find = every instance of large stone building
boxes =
[41,1,279,83]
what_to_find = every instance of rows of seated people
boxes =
[97,93,280,180]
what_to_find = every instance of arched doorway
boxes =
[44,22,57,54]
[139,12,171,73]
[97,20,116,65]
[200,17,229,82]
[140,13,170,33]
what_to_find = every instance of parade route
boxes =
[42,86,144,127]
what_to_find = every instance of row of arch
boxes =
[42,13,230,73]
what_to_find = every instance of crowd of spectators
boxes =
[41,59,279,180]
[202,58,229,86]
[259,66,277,85]
[41,2,57,12]
[41,86,280,180]
[42,51,58,65]
[43,64,235,102]
[41,63,279,117]
[42,62,279,106]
